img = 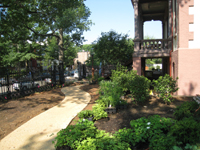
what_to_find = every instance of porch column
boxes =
[133,0,140,51]
[162,21,165,39]
[168,0,172,38]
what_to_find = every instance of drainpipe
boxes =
[169,0,173,77]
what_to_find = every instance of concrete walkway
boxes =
[0,85,91,150]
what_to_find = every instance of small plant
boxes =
[170,117,200,145]
[99,80,123,107]
[92,103,108,120]
[173,101,200,120]
[78,110,93,119]
[152,74,179,103]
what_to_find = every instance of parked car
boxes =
[13,81,40,91]
[45,75,59,84]
[64,71,70,77]
[74,70,79,79]
[0,77,17,85]
[39,72,51,80]
[70,70,78,76]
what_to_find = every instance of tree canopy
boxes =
[92,31,134,65]
[0,0,92,68]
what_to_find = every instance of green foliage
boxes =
[129,75,151,103]
[92,104,108,120]
[153,74,179,103]
[97,77,105,83]
[78,110,93,119]
[93,31,134,65]
[99,80,123,107]
[130,115,175,145]
[173,143,200,150]
[111,64,137,92]
[76,134,131,150]
[170,117,200,145]
[113,128,136,146]
[1,0,92,66]
[53,119,97,149]
[173,101,200,120]
[149,133,176,150]
[53,120,131,149]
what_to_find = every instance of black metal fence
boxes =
[0,66,65,101]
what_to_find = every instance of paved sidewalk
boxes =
[0,85,91,150]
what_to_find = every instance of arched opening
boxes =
[143,21,162,39]
[144,58,163,80]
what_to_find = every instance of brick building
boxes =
[131,0,200,96]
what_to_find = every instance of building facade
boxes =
[131,0,200,96]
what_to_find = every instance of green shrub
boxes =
[129,75,151,103]
[173,143,200,150]
[78,110,93,119]
[92,103,108,120]
[113,128,136,147]
[174,101,200,120]
[170,117,200,145]
[111,64,137,93]
[149,133,176,150]
[77,134,131,150]
[152,74,179,103]
[99,80,123,107]
[98,77,105,83]
[130,115,175,144]
[53,119,97,149]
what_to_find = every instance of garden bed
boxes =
[69,84,194,150]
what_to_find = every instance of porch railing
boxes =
[140,39,172,50]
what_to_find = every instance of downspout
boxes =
[169,0,173,77]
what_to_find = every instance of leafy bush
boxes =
[111,64,137,93]
[76,134,131,150]
[173,143,200,150]
[99,80,123,107]
[53,119,97,149]
[170,117,200,145]
[92,103,108,120]
[129,75,151,103]
[173,101,200,120]
[78,110,93,119]
[98,76,105,83]
[113,128,136,147]
[130,115,175,145]
[149,133,176,150]
[152,74,179,103]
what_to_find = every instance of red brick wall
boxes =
[132,57,141,75]
[178,49,200,96]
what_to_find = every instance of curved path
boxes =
[0,85,91,150]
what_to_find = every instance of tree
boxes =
[93,31,134,65]
[44,35,77,69]
[1,0,92,83]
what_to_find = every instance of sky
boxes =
[82,0,162,45]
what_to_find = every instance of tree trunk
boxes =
[58,29,65,84]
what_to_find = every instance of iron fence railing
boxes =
[0,66,65,101]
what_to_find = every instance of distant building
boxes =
[73,50,90,69]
